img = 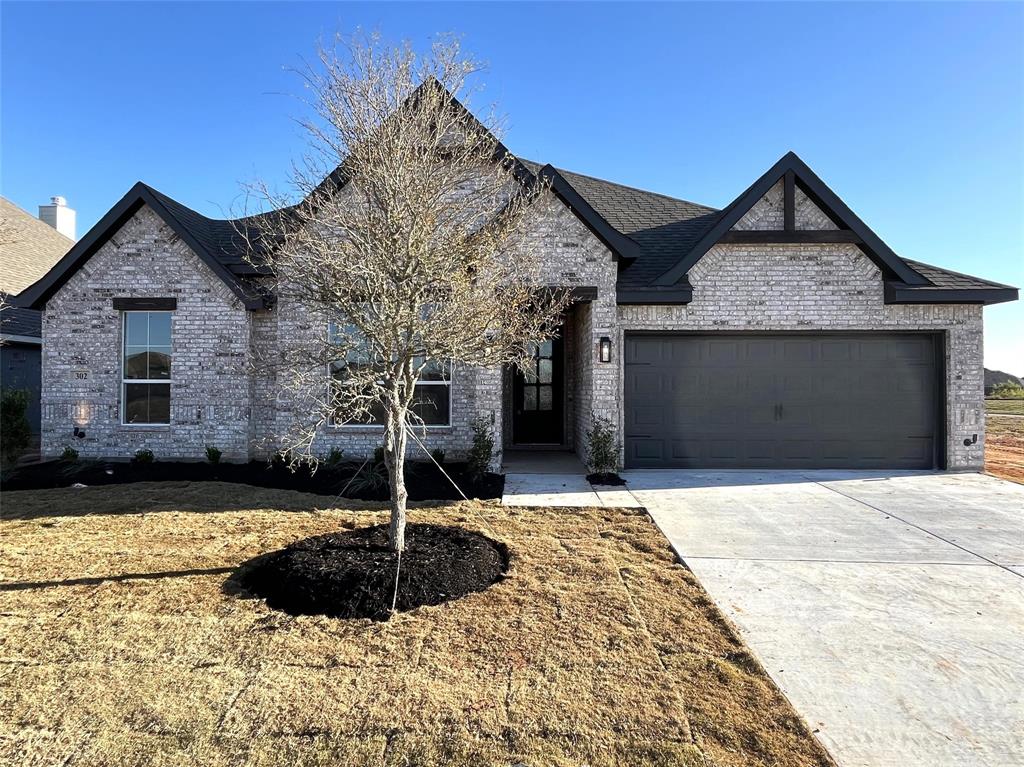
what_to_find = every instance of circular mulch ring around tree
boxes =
[233,523,510,621]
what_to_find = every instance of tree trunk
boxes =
[383,403,409,552]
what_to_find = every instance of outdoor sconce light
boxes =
[73,427,86,439]
[598,336,612,363]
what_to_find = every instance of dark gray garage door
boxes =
[624,333,940,469]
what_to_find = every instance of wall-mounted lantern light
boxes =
[598,336,612,363]
[73,427,86,440]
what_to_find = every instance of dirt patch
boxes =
[234,523,509,620]
[986,415,1024,484]
[0,458,503,501]
[0,482,834,767]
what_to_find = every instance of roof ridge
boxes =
[138,183,291,227]
[551,165,719,212]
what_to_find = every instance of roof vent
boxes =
[38,196,76,240]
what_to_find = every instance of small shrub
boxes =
[991,382,1024,399]
[0,389,30,466]
[60,446,80,462]
[466,416,495,481]
[585,413,621,475]
[132,448,155,464]
[348,446,390,494]
[205,445,222,464]
[430,448,446,466]
[0,389,31,467]
[324,447,345,468]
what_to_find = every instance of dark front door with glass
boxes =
[512,337,563,444]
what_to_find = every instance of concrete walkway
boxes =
[501,473,641,508]
[626,470,1024,767]
[500,452,642,508]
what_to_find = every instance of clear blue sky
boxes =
[3,1,1021,372]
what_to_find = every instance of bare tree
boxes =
[241,33,568,551]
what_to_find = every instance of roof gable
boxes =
[314,81,638,263]
[16,184,267,310]
[653,151,929,287]
[535,165,641,262]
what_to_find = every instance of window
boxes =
[122,311,172,424]
[521,340,555,411]
[328,323,451,427]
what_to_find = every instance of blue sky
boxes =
[3,1,1021,372]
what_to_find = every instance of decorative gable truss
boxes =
[653,152,1017,305]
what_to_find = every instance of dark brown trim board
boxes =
[112,297,178,311]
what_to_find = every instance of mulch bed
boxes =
[587,472,627,486]
[0,459,504,501]
[231,523,510,620]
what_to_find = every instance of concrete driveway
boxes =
[625,470,1024,767]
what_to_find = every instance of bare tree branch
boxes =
[237,32,569,551]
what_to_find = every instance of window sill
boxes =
[118,424,172,431]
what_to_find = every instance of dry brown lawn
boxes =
[0,482,832,767]
[987,415,1024,484]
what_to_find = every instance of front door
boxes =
[512,336,564,444]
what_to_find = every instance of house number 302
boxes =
[73,370,89,381]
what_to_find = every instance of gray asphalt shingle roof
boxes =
[0,300,41,339]
[27,160,1010,307]
[901,259,1015,291]
[0,195,74,295]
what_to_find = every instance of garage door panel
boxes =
[820,340,852,361]
[855,340,888,362]
[628,438,666,461]
[629,370,664,397]
[744,440,777,460]
[671,404,704,427]
[624,334,939,469]
[748,403,777,425]
[781,339,816,363]
[745,339,775,361]
[707,340,740,363]
[890,339,930,360]
[630,406,664,428]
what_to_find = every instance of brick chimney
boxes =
[38,196,76,240]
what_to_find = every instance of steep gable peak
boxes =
[653,151,929,287]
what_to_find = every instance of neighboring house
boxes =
[16,94,1018,470]
[1,195,75,437]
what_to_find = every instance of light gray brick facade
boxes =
[613,189,986,470]
[41,206,252,461]
[39,188,987,470]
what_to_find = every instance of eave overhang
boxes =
[884,282,1019,306]
[15,183,268,311]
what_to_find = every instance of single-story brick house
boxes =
[17,111,1017,471]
